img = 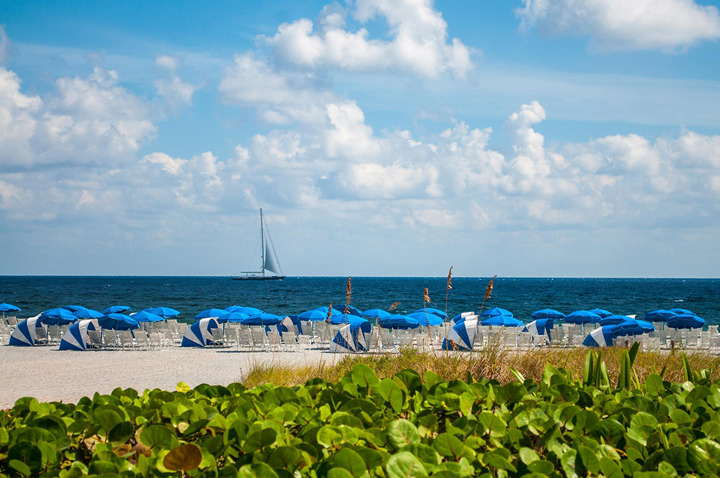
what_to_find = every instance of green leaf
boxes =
[351,364,380,389]
[519,447,540,465]
[8,459,32,477]
[386,419,420,449]
[243,428,277,453]
[163,443,203,471]
[682,353,693,383]
[528,460,555,474]
[583,352,594,386]
[140,425,174,450]
[330,448,368,476]
[433,433,464,459]
[484,450,517,472]
[599,457,623,478]
[379,378,404,414]
[268,446,301,470]
[7,442,42,473]
[328,469,355,478]
[577,445,601,475]
[108,421,134,443]
[645,374,664,396]
[688,438,720,474]
[386,451,428,478]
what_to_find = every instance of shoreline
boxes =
[0,345,327,408]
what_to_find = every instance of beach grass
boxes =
[242,345,720,388]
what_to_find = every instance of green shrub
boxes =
[1,356,720,477]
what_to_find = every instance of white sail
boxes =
[264,243,279,274]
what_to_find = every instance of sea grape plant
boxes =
[1,357,720,477]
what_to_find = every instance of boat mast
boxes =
[260,208,265,277]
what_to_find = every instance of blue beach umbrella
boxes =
[62,305,87,313]
[0,303,21,313]
[103,305,130,314]
[332,305,363,316]
[0,303,21,319]
[599,315,634,326]
[313,306,341,317]
[181,318,220,347]
[588,309,613,318]
[414,308,448,319]
[39,308,79,326]
[98,313,139,330]
[298,309,333,321]
[442,318,478,351]
[329,321,372,353]
[361,308,392,319]
[216,312,250,324]
[243,313,282,326]
[670,308,695,316]
[407,312,444,326]
[451,312,477,324]
[131,311,165,323]
[668,314,705,330]
[195,308,227,320]
[481,315,524,327]
[379,315,420,330]
[645,310,678,322]
[71,308,103,319]
[532,309,565,320]
[59,319,100,351]
[328,314,369,326]
[564,311,602,324]
[9,316,43,346]
[583,325,621,347]
[522,319,554,345]
[481,308,513,318]
[143,307,179,318]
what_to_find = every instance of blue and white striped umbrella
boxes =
[451,312,476,325]
[59,319,100,351]
[582,326,617,347]
[329,321,371,353]
[442,318,478,351]
[9,315,42,346]
[522,318,554,345]
[181,318,219,347]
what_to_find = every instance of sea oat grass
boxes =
[242,346,720,388]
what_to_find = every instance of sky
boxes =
[1,0,720,277]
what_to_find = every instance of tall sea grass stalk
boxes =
[423,287,432,352]
[344,276,352,314]
[445,266,453,320]
[476,275,497,333]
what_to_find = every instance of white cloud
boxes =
[517,0,720,52]
[0,65,156,169]
[263,0,474,79]
[0,25,10,63]
[153,55,200,109]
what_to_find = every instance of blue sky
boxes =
[1,0,720,277]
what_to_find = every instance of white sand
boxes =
[0,345,330,407]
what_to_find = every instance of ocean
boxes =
[0,276,717,324]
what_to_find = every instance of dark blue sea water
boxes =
[0,277,718,324]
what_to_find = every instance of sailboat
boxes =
[232,209,286,281]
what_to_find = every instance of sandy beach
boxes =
[0,344,327,408]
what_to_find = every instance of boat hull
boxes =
[231,276,286,281]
